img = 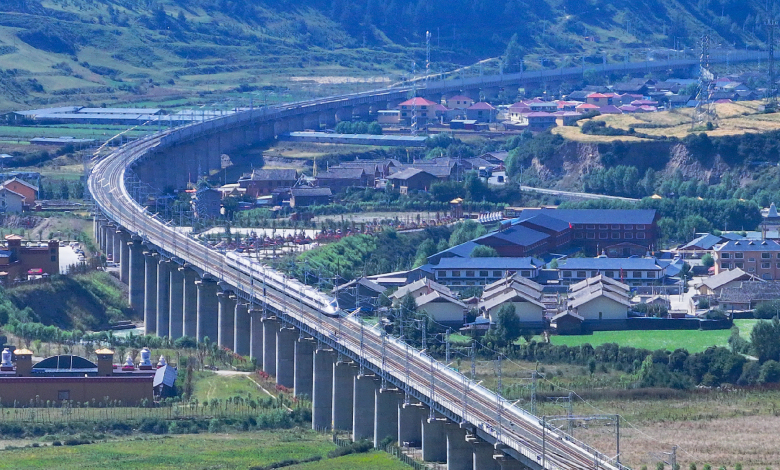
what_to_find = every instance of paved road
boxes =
[519,185,639,202]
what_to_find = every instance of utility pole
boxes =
[425,30,431,86]
[496,355,503,441]
[470,340,476,380]
[411,62,418,135]
[445,328,451,363]
[767,16,778,108]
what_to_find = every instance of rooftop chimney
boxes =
[14,348,33,376]
[95,348,114,376]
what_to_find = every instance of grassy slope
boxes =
[6,271,134,330]
[0,0,774,112]
[191,373,263,403]
[0,431,330,470]
[0,431,410,470]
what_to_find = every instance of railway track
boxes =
[89,95,627,470]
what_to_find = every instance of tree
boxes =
[367,122,382,135]
[750,317,780,363]
[470,245,499,258]
[701,253,714,268]
[502,33,524,73]
[449,220,486,246]
[486,303,521,347]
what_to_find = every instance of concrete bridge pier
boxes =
[112,229,121,265]
[92,216,99,248]
[96,219,106,253]
[262,317,279,375]
[181,266,199,338]
[273,119,290,137]
[288,115,305,132]
[233,301,250,356]
[293,337,315,398]
[352,374,379,441]
[319,112,336,129]
[422,417,448,462]
[446,424,473,470]
[352,105,370,120]
[196,277,219,343]
[398,401,425,446]
[332,360,357,431]
[276,326,297,389]
[217,291,236,349]
[143,251,159,335]
[128,239,145,312]
[118,230,130,283]
[335,107,353,123]
[312,348,335,431]
[105,224,115,260]
[258,122,275,141]
[249,308,263,363]
[156,259,170,338]
[168,262,184,339]
[374,388,402,447]
[303,113,320,130]
[471,439,500,470]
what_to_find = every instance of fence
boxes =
[332,434,428,470]
[0,399,269,425]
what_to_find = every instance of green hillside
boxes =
[0,0,776,112]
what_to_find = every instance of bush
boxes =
[758,360,780,384]
[754,300,780,319]
[327,440,373,458]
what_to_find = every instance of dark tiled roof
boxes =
[516,214,571,232]
[433,257,543,270]
[387,168,437,181]
[244,169,297,181]
[715,239,780,252]
[476,225,549,247]
[559,258,662,271]
[316,168,365,180]
[291,187,332,197]
[428,241,479,264]
[680,233,723,250]
[398,164,452,178]
[516,208,657,225]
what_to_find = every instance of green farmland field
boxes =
[547,319,758,353]
[0,431,410,470]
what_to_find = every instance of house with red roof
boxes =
[466,102,497,122]
[586,93,615,106]
[575,103,600,112]
[507,102,532,122]
[399,97,437,125]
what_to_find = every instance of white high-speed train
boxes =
[225,251,341,317]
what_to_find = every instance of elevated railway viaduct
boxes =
[88,54,767,468]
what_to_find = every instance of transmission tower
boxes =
[767,17,778,108]
[425,30,431,86]
[692,34,716,129]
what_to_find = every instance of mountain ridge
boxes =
[0,0,776,111]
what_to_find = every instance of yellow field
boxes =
[553,100,780,142]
